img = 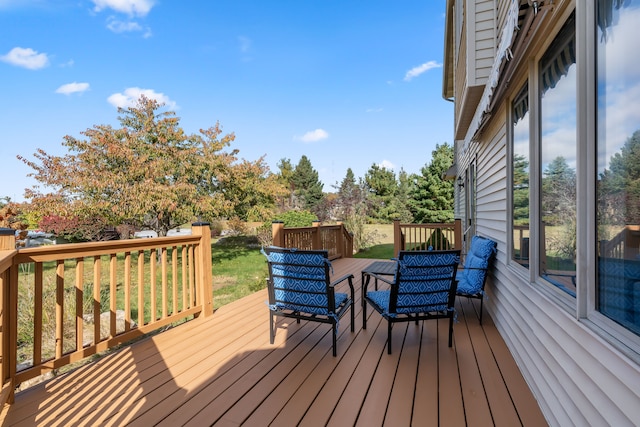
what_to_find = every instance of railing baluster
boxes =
[110,254,117,338]
[151,249,157,322]
[137,251,145,326]
[93,256,101,344]
[75,258,84,350]
[124,252,131,332]
[161,247,168,319]
[55,260,64,359]
[172,246,178,315]
[181,246,187,312]
[34,263,43,365]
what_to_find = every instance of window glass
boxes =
[596,3,640,335]
[512,83,530,268]
[539,12,577,296]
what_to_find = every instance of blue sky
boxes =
[0,0,452,202]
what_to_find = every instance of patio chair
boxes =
[455,235,498,324]
[263,247,355,357]
[362,250,461,354]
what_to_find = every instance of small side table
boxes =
[361,260,396,291]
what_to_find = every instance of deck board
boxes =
[0,257,547,426]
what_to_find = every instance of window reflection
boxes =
[539,12,577,296]
[512,83,530,268]
[597,3,640,335]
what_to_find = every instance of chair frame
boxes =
[264,247,355,357]
[455,236,497,324]
[362,250,461,354]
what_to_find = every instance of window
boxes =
[596,3,640,336]
[539,12,577,296]
[512,83,530,268]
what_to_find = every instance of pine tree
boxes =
[409,143,455,223]
[291,155,324,212]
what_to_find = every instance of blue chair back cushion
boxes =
[456,236,497,295]
[266,249,339,316]
[392,250,460,314]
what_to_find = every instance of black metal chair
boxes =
[362,250,461,354]
[263,247,354,357]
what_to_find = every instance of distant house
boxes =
[443,0,640,425]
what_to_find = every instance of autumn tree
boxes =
[19,96,281,237]
[409,143,455,223]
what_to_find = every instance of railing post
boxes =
[192,223,213,317]
[454,219,462,251]
[272,221,284,247]
[0,228,14,251]
[0,228,16,405]
[393,219,402,258]
[312,221,321,250]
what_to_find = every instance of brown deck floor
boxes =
[1,257,547,426]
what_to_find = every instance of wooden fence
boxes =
[0,223,213,406]
[393,219,462,257]
[271,221,353,260]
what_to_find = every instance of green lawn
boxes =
[211,236,268,309]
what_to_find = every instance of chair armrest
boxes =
[331,274,355,297]
[368,273,394,286]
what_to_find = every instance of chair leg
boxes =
[479,296,484,325]
[332,322,338,357]
[350,300,355,332]
[269,313,275,344]
[448,315,453,347]
[387,321,393,354]
[362,300,367,330]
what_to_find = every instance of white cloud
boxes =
[92,0,154,17]
[56,82,90,95]
[378,160,395,170]
[107,87,177,109]
[404,60,441,81]
[1,47,49,70]
[295,129,329,143]
[107,18,142,33]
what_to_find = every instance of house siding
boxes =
[446,1,640,425]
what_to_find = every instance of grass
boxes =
[353,223,395,259]
[210,236,268,309]
[354,244,394,259]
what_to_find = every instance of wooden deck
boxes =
[0,257,547,426]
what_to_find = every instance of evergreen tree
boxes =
[600,129,640,224]
[291,155,324,212]
[394,168,414,223]
[409,143,455,223]
[541,156,576,226]
[513,154,530,226]
[364,163,398,222]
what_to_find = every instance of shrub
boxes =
[275,210,318,227]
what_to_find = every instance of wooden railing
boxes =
[600,225,640,260]
[0,223,213,406]
[271,221,354,260]
[393,219,463,257]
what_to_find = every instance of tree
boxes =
[599,129,640,224]
[394,168,414,223]
[541,156,576,226]
[19,96,279,237]
[409,143,455,223]
[364,163,398,222]
[513,154,530,226]
[291,155,324,213]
